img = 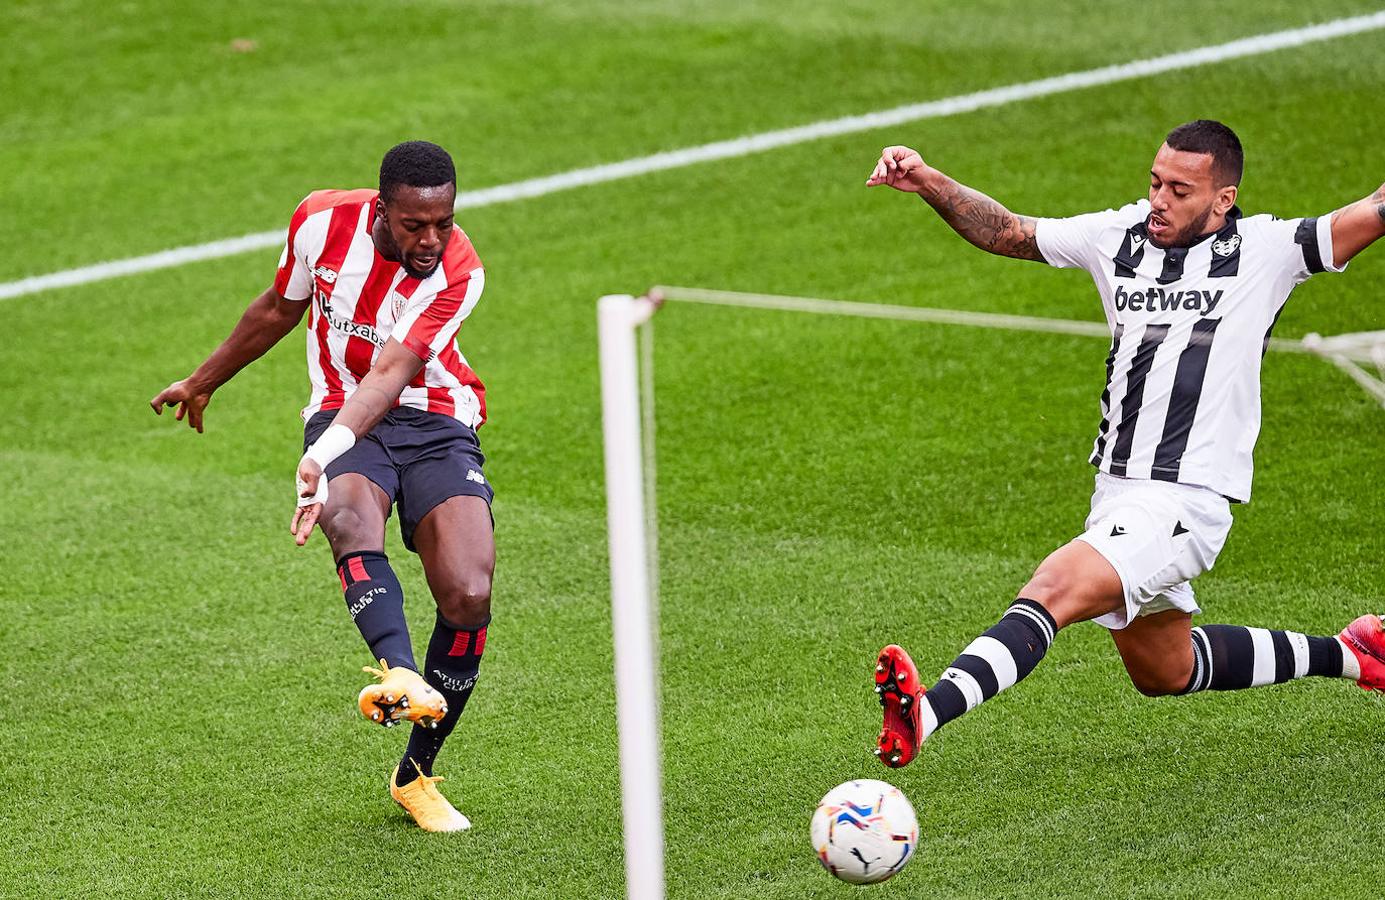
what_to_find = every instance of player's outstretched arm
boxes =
[290,339,426,545]
[148,287,307,432]
[866,145,1044,262]
[1328,182,1385,268]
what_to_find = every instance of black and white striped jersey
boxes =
[1036,200,1345,501]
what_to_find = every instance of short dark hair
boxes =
[379,141,456,202]
[1165,120,1243,187]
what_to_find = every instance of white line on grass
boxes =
[653,284,1343,359]
[4,11,1385,302]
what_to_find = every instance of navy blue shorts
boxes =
[303,407,493,553]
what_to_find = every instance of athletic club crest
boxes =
[392,292,407,317]
[1212,234,1242,257]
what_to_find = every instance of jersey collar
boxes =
[1190,205,1243,249]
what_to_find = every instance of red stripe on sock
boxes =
[474,627,487,657]
[337,566,348,591]
[347,556,369,583]
[449,631,470,656]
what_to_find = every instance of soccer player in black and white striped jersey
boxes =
[864,120,1385,768]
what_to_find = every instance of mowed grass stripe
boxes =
[4,9,1385,301]
[6,441,1377,898]
[6,1,1381,283]
[5,7,1384,899]
[6,294,1382,899]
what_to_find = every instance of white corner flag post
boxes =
[598,293,665,900]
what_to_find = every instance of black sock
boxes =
[396,613,488,785]
[922,598,1057,739]
[1182,625,1346,693]
[337,551,415,671]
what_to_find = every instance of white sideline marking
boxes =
[4,11,1385,302]
[653,284,1325,357]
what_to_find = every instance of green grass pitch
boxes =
[3,1,1383,897]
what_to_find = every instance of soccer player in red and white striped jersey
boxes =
[274,183,487,428]
[152,142,493,832]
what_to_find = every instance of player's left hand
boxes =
[865,145,934,193]
[291,458,326,546]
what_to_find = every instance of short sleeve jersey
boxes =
[274,189,487,427]
[1035,199,1343,501]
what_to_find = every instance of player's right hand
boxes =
[291,502,323,547]
[149,378,213,433]
[291,457,326,546]
[866,145,933,193]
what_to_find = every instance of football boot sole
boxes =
[874,644,924,769]
[358,673,449,729]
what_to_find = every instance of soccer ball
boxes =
[810,779,918,885]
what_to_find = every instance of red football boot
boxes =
[874,644,925,768]
[1339,614,1385,691]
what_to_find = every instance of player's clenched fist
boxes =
[865,146,934,193]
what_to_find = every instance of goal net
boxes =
[1302,329,1385,407]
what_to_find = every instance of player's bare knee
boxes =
[1019,568,1064,606]
[1128,666,1190,698]
[437,575,492,627]
[1017,567,1075,621]
[320,506,382,556]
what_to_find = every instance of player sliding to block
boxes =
[151,142,491,830]
[865,120,1385,767]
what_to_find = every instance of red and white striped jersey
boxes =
[273,189,487,427]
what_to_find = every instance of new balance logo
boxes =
[311,265,338,284]
[466,469,486,484]
[1110,524,1126,537]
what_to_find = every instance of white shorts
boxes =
[1076,473,1234,631]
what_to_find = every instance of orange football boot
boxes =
[391,761,470,833]
[358,659,448,728]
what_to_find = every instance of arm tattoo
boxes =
[919,179,1044,262]
[1334,182,1385,228]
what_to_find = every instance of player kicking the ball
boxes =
[865,120,1385,767]
[152,141,490,830]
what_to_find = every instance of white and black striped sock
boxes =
[920,598,1057,740]
[1182,625,1358,693]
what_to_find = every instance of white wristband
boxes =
[296,472,329,508]
[304,423,356,469]
[296,423,356,508]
